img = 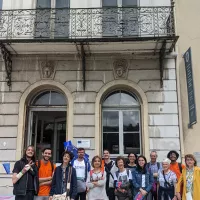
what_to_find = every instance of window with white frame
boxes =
[102,90,141,156]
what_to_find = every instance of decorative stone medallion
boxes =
[113,59,129,79]
[40,61,56,79]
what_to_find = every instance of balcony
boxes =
[0,6,178,54]
[0,6,178,89]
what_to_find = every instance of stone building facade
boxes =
[0,0,180,195]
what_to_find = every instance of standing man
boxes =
[167,150,185,181]
[35,148,56,200]
[146,151,161,200]
[103,149,118,200]
[12,145,39,200]
[71,147,90,200]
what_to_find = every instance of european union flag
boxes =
[64,140,89,161]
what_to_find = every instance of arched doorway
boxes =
[102,90,141,156]
[26,90,67,163]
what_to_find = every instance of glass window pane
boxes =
[54,8,70,38]
[123,111,139,131]
[50,91,67,105]
[56,121,66,163]
[56,0,69,8]
[32,91,67,106]
[32,91,50,105]
[122,0,137,6]
[103,93,121,107]
[102,0,117,7]
[103,91,139,107]
[37,0,51,8]
[103,111,119,132]
[120,92,139,106]
[124,133,140,154]
[35,0,51,38]
[103,133,119,154]
[36,120,42,143]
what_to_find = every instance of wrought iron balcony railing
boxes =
[0,6,175,41]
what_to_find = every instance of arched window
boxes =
[31,90,67,106]
[102,90,141,156]
[27,90,67,163]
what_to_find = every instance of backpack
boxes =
[37,160,54,174]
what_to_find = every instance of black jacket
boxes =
[13,158,39,196]
[49,165,77,199]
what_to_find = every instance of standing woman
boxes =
[86,156,108,200]
[125,153,137,172]
[157,158,177,200]
[114,156,132,200]
[12,145,39,200]
[176,154,200,200]
[49,151,77,200]
[132,155,154,199]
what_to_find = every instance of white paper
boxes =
[186,192,193,200]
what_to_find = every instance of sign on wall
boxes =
[183,47,197,127]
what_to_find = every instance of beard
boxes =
[43,156,49,161]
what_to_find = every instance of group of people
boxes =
[12,145,200,200]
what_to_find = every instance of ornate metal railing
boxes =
[0,6,175,41]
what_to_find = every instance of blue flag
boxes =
[64,140,89,161]
[2,163,10,174]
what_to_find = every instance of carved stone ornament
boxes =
[113,59,129,79]
[40,61,56,79]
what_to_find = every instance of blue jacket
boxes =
[49,165,77,199]
[71,158,91,181]
[132,168,154,194]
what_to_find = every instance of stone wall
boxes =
[0,54,179,194]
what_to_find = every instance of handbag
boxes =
[52,166,72,200]
[77,179,86,193]
[115,189,132,198]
